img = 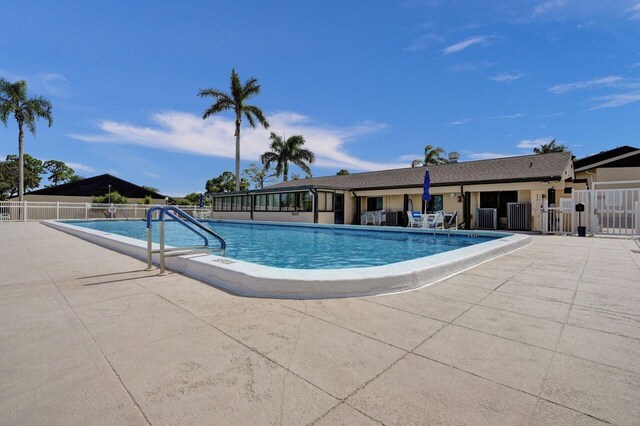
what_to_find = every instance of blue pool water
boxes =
[69,220,503,269]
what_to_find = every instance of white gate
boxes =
[541,199,573,235]
[573,182,640,236]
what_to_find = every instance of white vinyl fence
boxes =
[0,201,212,222]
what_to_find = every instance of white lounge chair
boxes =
[374,210,387,226]
[406,211,423,228]
[423,211,444,229]
[445,210,458,230]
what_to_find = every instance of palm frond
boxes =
[244,111,256,128]
[202,99,232,119]
[244,105,269,129]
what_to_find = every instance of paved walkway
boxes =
[1,222,639,425]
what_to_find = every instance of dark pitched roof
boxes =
[265,151,573,192]
[573,145,640,171]
[25,174,166,199]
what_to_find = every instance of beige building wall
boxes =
[211,211,252,221]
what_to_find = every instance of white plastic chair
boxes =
[374,210,387,226]
[0,213,10,222]
[406,211,423,228]
[423,211,444,229]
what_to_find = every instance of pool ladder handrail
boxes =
[145,205,226,274]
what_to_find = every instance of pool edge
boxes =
[42,219,531,299]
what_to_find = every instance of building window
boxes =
[423,195,443,212]
[214,191,315,213]
[212,195,251,212]
[366,196,383,211]
[297,192,313,212]
[255,194,267,211]
[318,192,334,212]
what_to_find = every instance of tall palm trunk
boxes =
[234,119,241,192]
[283,163,289,181]
[18,121,24,201]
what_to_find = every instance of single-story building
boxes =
[570,145,640,190]
[211,151,574,231]
[17,174,167,204]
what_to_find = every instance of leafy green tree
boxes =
[43,160,78,186]
[0,79,53,200]
[242,163,276,189]
[205,171,249,193]
[260,133,315,182]
[533,138,567,154]
[199,69,269,192]
[0,154,44,198]
[92,191,129,204]
[176,192,210,206]
[336,169,350,175]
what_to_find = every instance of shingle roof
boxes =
[266,151,573,191]
[25,174,166,199]
[573,146,639,171]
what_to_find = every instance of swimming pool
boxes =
[45,219,530,299]
[68,220,500,269]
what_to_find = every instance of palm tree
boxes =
[198,69,269,191]
[533,138,567,154]
[411,145,447,167]
[423,145,447,165]
[260,132,315,182]
[0,79,53,200]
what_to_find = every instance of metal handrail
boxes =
[145,205,226,273]
[159,206,226,251]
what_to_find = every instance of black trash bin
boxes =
[575,203,586,237]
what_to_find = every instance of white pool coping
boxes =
[43,219,531,299]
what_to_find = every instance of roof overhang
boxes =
[575,149,640,172]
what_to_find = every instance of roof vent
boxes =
[448,152,460,163]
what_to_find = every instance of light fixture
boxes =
[450,192,456,198]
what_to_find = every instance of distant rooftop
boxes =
[263,151,573,192]
[573,145,640,171]
[24,174,166,199]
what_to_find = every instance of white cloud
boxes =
[487,72,526,83]
[448,112,525,125]
[396,154,423,162]
[517,138,551,149]
[548,75,624,94]
[448,118,472,126]
[0,68,69,97]
[69,111,406,172]
[442,36,492,55]
[143,171,160,179]
[589,91,640,109]
[465,152,513,161]
[532,0,567,17]
[65,161,94,173]
[624,3,640,20]
[404,33,443,52]
[448,61,496,73]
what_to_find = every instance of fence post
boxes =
[56,201,60,220]
[23,201,27,222]
[134,204,137,218]
[635,200,640,235]
[85,203,89,220]
[541,199,548,235]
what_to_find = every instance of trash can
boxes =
[575,203,586,237]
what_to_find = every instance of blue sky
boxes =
[1,0,639,195]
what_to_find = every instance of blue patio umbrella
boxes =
[198,193,205,208]
[422,170,431,213]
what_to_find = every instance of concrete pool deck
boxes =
[1,222,639,425]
